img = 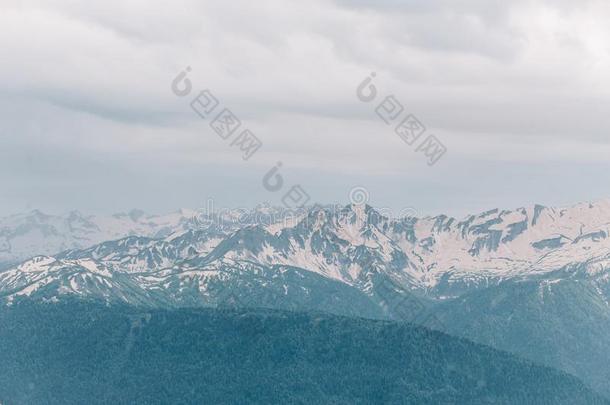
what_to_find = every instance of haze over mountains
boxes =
[1,199,609,397]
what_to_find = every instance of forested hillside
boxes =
[0,300,606,404]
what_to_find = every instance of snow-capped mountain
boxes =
[3,200,610,396]
[0,205,296,269]
[1,200,609,306]
[0,209,191,268]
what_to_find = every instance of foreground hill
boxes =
[0,300,606,404]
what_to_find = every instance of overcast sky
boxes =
[1,0,609,217]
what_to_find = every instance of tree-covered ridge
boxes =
[0,300,606,404]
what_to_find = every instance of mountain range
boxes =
[1,200,609,397]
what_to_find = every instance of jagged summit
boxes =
[1,198,609,304]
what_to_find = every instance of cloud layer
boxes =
[1,0,609,216]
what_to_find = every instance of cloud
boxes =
[0,0,609,215]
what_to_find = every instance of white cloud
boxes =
[0,0,609,215]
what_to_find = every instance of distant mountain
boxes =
[1,200,610,397]
[0,205,291,267]
[0,209,194,268]
[2,200,609,297]
[0,300,606,405]
[2,201,609,311]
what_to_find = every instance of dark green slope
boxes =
[433,275,610,399]
[0,300,607,405]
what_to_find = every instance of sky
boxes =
[1,0,609,218]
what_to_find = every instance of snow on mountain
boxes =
[0,209,187,268]
[0,205,294,268]
[404,200,610,289]
[1,200,610,305]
